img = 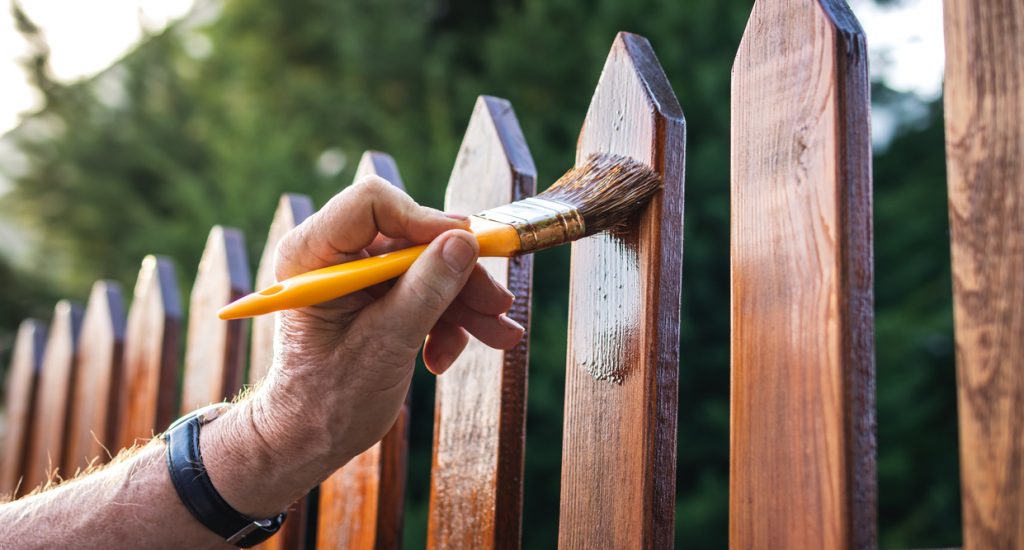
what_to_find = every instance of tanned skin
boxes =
[0,175,524,549]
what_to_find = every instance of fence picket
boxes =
[64,281,126,473]
[25,301,83,489]
[250,194,314,550]
[118,256,182,449]
[730,1,875,547]
[426,96,535,550]
[180,226,251,412]
[559,33,685,549]
[0,320,47,497]
[317,151,412,550]
[944,0,1024,546]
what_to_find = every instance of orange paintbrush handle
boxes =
[218,220,520,319]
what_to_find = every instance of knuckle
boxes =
[354,175,389,195]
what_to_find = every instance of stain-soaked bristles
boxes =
[538,154,662,236]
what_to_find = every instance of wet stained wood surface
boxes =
[427,96,535,550]
[251,194,314,550]
[944,0,1024,546]
[730,1,875,548]
[26,301,83,489]
[0,320,47,497]
[559,33,685,549]
[64,281,126,473]
[317,151,412,550]
[117,256,182,449]
[180,226,251,412]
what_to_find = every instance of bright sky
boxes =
[0,0,944,137]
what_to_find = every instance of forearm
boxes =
[0,443,218,549]
[0,374,347,549]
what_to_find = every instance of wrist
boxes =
[200,393,332,519]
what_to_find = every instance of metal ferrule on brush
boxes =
[473,197,585,254]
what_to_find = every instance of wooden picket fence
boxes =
[2,0,1023,548]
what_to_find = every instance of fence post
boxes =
[944,0,1024,547]
[730,1,875,548]
[425,96,535,550]
[25,300,83,489]
[317,151,413,550]
[0,319,47,497]
[250,194,314,550]
[118,255,182,449]
[180,226,251,412]
[64,281,126,473]
[558,33,685,549]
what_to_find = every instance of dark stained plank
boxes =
[317,151,413,550]
[25,301,83,490]
[250,194,314,550]
[180,226,251,413]
[64,281,126,474]
[0,319,47,497]
[117,256,182,449]
[425,96,535,550]
[943,0,1024,546]
[730,1,875,548]
[558,33,685,549]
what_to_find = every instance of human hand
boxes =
[256,175,524,466]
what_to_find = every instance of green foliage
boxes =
[0,0,959,547]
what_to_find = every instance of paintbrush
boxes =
[218,154,661,320]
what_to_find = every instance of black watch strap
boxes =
[163,405,286,548]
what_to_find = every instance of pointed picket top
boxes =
[560,32,685,549]
[317,151,413,550]
[731,1,874,548]
[427,96,536,550]
[356,150,404,185]
[118,255,182,449]
[26,300,84,490]
[65,280,126,473]
[250,194,315,387]
[0,319,47,497]
[180,225,251,413]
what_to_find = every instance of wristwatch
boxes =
[162,403,287,548]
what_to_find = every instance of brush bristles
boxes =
[538,154,662,236]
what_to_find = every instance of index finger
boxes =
[275,175,470,279]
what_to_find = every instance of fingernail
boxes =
[444,212,469,221]
[442,235,475,272]
[499,314,525,332]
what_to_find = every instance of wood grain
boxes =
[0,319,47,497]
[118,255,182,449]
[64,281,126,473]
[730,1,875,548]
[425,96,536,550]
[943,0,1024,547]
[251,194,314,550]
[25,301,83,489]
[180,226,251,413]
[558,33,685,549]
[317,151,413,550]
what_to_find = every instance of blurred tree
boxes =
[0,0,958,547]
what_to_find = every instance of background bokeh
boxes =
[0,0,958,547]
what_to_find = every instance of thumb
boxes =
[356,229,478,352]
